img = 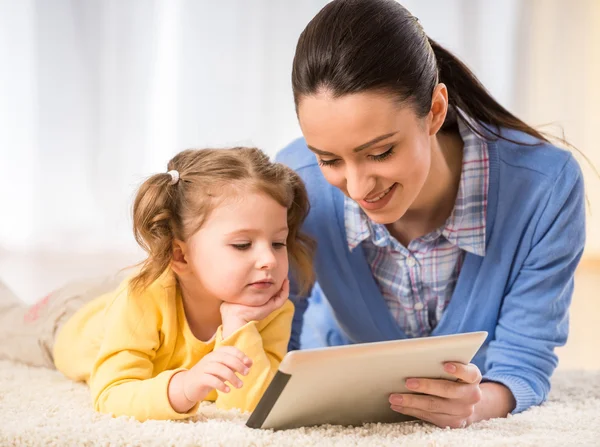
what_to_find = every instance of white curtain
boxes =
[512,0,600,256]
[0,0,328,255]
[0,0,597,257]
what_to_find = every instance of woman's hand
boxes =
[220,279,289,337]
[389,362,484,429]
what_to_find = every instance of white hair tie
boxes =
[167,170,180,185]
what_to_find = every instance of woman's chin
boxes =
[364,205,409,226]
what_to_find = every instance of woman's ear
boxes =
[428,83,449,136]
[171,239,189,275]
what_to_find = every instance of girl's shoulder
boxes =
[108,268,178,317]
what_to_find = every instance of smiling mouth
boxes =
[364,184,395,203]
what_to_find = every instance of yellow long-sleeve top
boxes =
[53,269,293,422]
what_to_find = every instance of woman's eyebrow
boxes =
[352,132,397,152]
[307,132,397,155]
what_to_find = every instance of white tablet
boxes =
[246,331,487,430]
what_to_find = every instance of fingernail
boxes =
[391,396,403,405]
[243,368,249,375]
[224,386,230,392]
[445,363,457,373]
[406,379,419,389]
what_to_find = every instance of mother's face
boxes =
[297,91,434,225]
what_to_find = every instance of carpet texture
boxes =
[0,361,599,447]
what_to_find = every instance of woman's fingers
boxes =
[389,393,469,417]
[390,405,470,429]
[444,362,482,384]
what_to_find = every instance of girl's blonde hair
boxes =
[130,147,315,295]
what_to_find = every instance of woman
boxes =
[276,0,586,429]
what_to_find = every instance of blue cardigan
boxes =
[276,128,586,414]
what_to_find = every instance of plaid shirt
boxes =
[344,116,489,338]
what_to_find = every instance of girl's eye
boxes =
[273,242,287,249]
[232,243,251,250]
[318,158,340,167]
[369,145,395,162]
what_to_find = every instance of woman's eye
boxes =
[318,158,340,167]
[370,145,395,162]
[232,243,251,250]
[273,242,287,249]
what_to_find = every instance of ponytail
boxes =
[427,37,549,143]
[292,0,553,145]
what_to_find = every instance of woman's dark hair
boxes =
[292,0,548,143]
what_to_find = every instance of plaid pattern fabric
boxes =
[344,116,489,337]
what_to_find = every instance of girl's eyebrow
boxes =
[307,132,398,155]
[225,227,289,237]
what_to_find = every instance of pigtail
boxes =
[285,170,316,295]
[129,172,179,294]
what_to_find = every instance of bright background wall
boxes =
[0,0,598,263]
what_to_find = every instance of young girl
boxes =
[0,147,314,422]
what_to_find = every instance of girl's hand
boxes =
[220,279,289,337]
[168,346,252,413]
[388,362,483,429]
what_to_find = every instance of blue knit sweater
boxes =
[276,127,586,414]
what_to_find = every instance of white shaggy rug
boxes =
[0,361,599,447]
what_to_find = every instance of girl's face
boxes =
[182,191,289,306]
[297,91,436,225]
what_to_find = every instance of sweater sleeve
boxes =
[483,155,586,413]
[212,299,294,412]
[89,288,200,421]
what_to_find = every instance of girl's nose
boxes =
[257,247,277,270]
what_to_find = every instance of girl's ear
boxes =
[171,239,190,275]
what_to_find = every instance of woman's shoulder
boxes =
[276,137,339,205]
[488,129,585,239]
[276,137,318,171]
[276,138,343,235]
[492,128,582,184]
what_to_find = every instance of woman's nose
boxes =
[345,165,375,201]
